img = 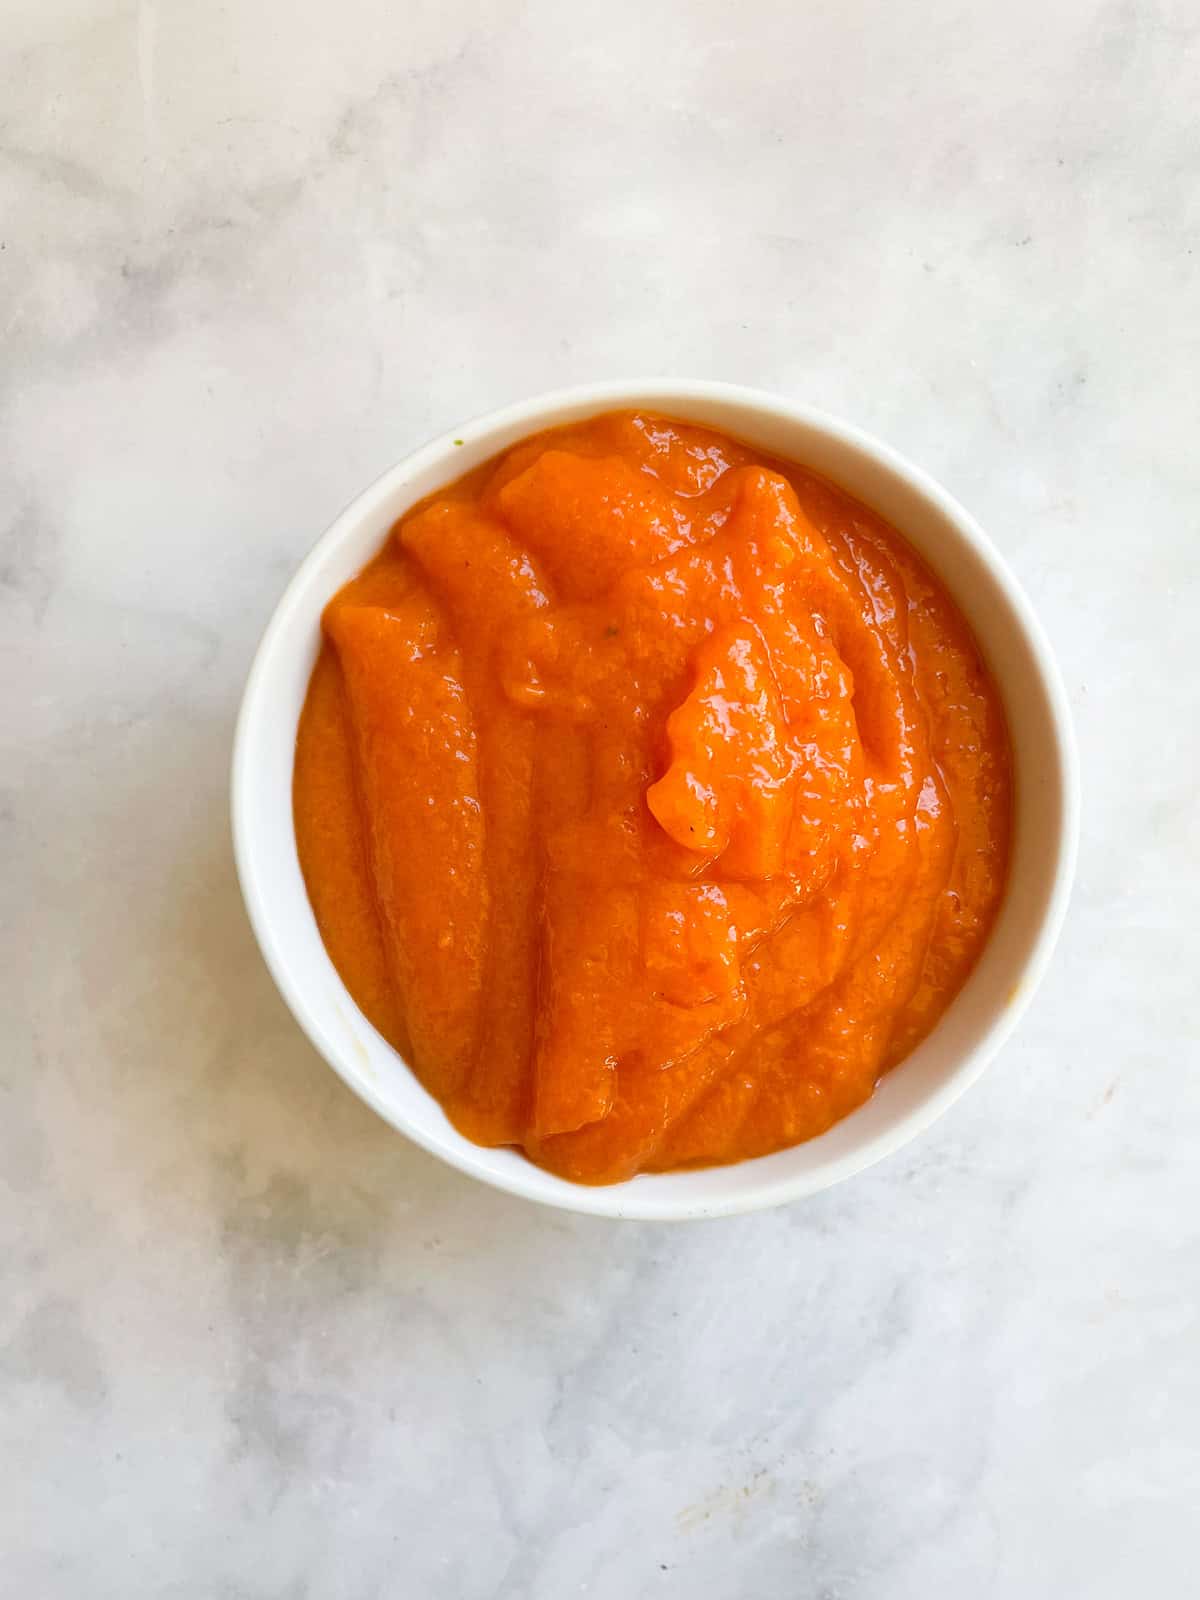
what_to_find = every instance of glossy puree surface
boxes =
[293,412,1012,1184]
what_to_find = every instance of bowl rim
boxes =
[231,378,1079,1220]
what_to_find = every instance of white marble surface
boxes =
[3,0,1199,1594]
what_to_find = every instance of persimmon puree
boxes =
[293,412,1011,1183]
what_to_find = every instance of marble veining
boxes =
[2,0,1198,1594]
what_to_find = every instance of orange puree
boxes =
[293,412,1011,1183]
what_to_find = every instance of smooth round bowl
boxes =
[232,380,1078,1220]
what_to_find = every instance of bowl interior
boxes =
[232,381,1076,1219]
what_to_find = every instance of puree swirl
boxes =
[294,412,1011,1183]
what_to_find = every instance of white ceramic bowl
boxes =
[232,380,1078,1220]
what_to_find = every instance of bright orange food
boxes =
[294,412,1011,1183]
